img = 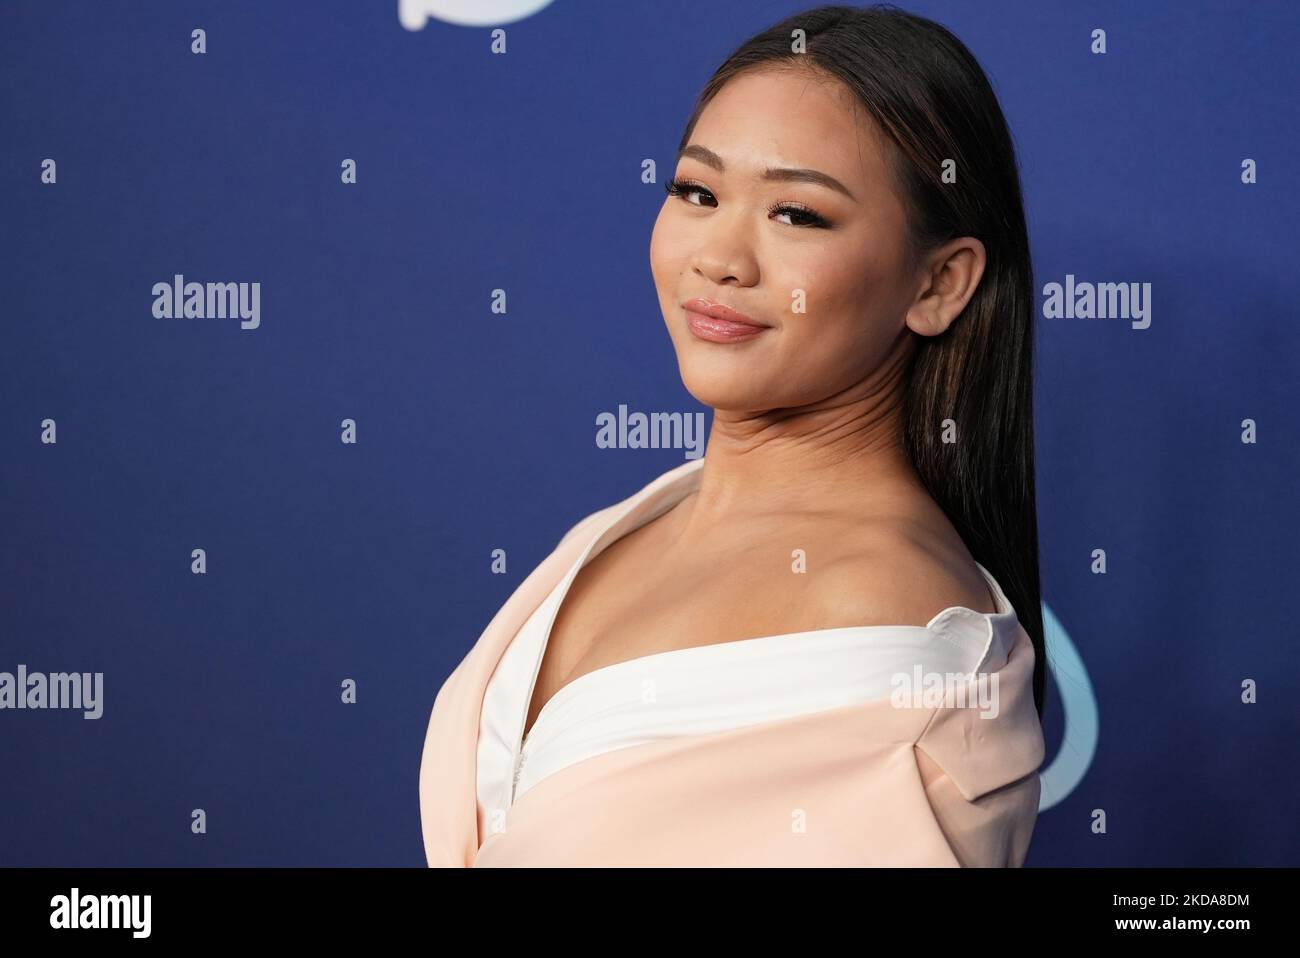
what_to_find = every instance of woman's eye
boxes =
[664,178,715,207]
[771,205,829,228]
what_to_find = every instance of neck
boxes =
[676,358,926,540]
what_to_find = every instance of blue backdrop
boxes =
[2,0,1297,866]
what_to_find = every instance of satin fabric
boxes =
[418,459,1044,867]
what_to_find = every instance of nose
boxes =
[691,221,759,287]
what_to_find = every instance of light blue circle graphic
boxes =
[1038,602,1098,811]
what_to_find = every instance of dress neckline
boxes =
[518,457,1019,752]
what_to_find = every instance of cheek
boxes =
[778,256,900,378]
[650,209,696,344]
[778,254,872,344]
[790,244,875,314]
[649,205,682,287]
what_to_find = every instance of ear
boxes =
[904,236,987,338]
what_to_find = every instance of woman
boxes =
[420,3,1046,867]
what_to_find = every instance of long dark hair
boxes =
[675,3,1046,716]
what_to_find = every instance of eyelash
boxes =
[663,176,832,229]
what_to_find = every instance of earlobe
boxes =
[904,300,951,338]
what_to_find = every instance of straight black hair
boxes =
[675,3,1046,716]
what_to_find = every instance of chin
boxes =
[676,366,769,413]
[666,327,779,409]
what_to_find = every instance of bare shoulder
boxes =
[803,515,997,628]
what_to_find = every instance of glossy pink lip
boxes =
[681,297,771,343]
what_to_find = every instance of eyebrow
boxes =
[677,143,858,202]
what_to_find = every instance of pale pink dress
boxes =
[419,458,1044,867]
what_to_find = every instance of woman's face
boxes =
[650,66,926,413]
